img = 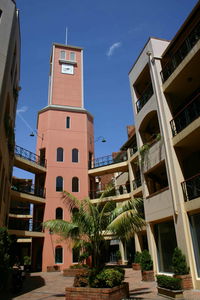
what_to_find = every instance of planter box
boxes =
[174,274,193,290]
[141,270,154,281]
[132,263,141,270]
[65,282,129,300]
[47,265,60,272]
[63,268,87,277]
[157,287,184,299]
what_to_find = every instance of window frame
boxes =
[55,246,63,264]
[56,176,63,192]
[60,50,66,60]
[56,207,63,219]
[72,177,79,193]
[72,148,79,163]
[57,147,64,162]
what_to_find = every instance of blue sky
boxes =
[14,0,198,178]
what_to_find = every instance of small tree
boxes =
[140,250,153,271]
[172,248,189,275]
[134,251,142,264]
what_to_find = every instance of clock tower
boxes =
[37,44,94,271]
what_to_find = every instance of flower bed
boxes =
[65,282,129,300]
[157,287,184,299]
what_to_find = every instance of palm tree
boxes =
[43,190,145,269]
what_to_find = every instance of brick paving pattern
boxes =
[1,268,200,300]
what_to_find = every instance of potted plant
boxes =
[156,275,183,299]
[116,250,122,265]
[140,250,154,281]
[172,247,193,290]
[23,256,31,272]
[132,251,142,270]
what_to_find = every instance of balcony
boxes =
[10,207,30,215]
[129,146,138,157]
[161,22,200,83]
[170,93,200,137]
[89,151,127,169]
[182,173,200,202]
[136,83,153,113]
[8,219,43,232]
[15,145,47,168]
[132,177,142,190]
[90,184,131,200]
[11,183,45,198]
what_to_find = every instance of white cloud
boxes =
[107,42,121,57]
[17,106,28,114]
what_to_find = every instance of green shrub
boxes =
[24,256,31,265]
[73,269,90,287]
[134,251,142,264]
[114,266,125,277]
[116,250,122,261]
[90,268,124,288]
[140,250,153,271]
[78,252,89,263]
[172,247,189,275]
[70,263,89,269]
[156,275,182,290]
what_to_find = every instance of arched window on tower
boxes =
[55,246,63,264]
[72,148,79,163]
[57,148,63,162]
[56,176,63,192]
[72,177,79,192]
[56,207,63,219]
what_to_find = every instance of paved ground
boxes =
[2,268,200,300]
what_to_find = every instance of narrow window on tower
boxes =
[55,246,63,264]
[57,147,64,162]
[66,116,70,129]
[56,207,63,219]
[72,177,79,192]
[72,148,79,163]
[56,176,63,192]
[70,52,76,62]
[0,10,2,23]
[60,50,66,60]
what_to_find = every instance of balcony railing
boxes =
[15,145,47,168]
[89,184,130,200]
[161,22,200,83]
[129,146,138,157]
[170,93,200,137]
[136,83,153,113]
[182,173,200,202]
[132,177,142,190]
[11,184,45,198]
[10,207,30,215]
[89,151,127,169]
[8,219,43,232]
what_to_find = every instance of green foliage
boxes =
[134,251,142,263]
[74,269,90,287]
[70,264,89,269]
[78,252,89,263]
[156,275,182,290]
[116,250,121,260]
[140,250,153,271]
[90,268,124,288]
[172,247,189,275]
[24,256,31,265]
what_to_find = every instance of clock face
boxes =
[61,64,74,74]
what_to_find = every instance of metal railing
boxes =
[89,151,127,169]
[11,183,45,198]
[136,83,154,113]
[89,184,130,200]
[8,219,43,232]
[161,22,200,83]
[182,173,200,202]
[15,145,47,168]
[132,177,142,190]
[170,93,200,136]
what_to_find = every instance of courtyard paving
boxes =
[1,268,200,300]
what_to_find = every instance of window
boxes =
[57,147,63,162]
[55,246,63,264]
[56,207,63,219]
[0,10,2,23]
[72,148,78,163]
[56,176,63,192]
[70,52,75,62]
[189,213,200,276]
[72,177,79,192]
[66,116,70,128]
[72,248,79,263]
[60,50,66,60]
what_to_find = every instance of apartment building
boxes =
[0,0,20,227]
[37,44,94,271]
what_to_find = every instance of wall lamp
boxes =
[95,136,106,143]
[30,131,44,141]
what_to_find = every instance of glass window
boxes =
[72,148,78,163]
[189,213,200,276]
[57,148,63,162]
[72,248,79,263]
[56,176,63,192]
[66,116,70,128]
[56,207,63,219]
[55,246,63,264]
[154,220,177,273]
[60,50,66,60]
[70,52,75,61]
[72,177,79,192]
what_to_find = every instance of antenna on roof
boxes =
[65,27,68,45]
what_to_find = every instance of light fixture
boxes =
[95,136,107,143]
[29,131,44,140]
